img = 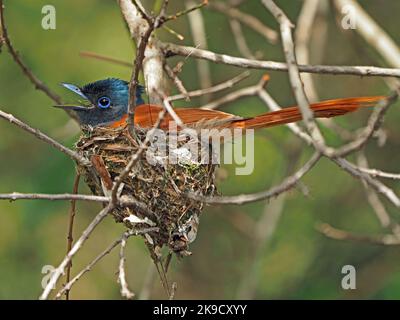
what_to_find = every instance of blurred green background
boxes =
[0,0,400,299]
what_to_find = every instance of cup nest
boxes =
[75,125,217,257]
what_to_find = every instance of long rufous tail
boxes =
[132,96,385,130]
[231,96,385,129]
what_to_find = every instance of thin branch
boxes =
[190,152,321,205]
[209,1,278,44]
[262,0,328,154]
[295,0,320,102]
[229,19,257,59]
[119,0,166,106]
[164,63,190,101]
[163,0,209,23]
[80,51,133,67]
[316,222,400,245]
[54,227,159,299]
[40,204,114,300]
[333,92,398,157]
[161,42,400,77]
[64,173,80,300]
[185,0,212,103]
[118,234,135,299]
[357,153,392,228]
[333,0,400,68]
[200,73,268,110]
[168,71,250,101]
[0,109,89,166]
[358,168,400,180]
[333,158,400,208]
[0,0,79,120]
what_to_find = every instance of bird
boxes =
[55,77,385,131]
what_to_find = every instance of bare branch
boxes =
[118,234,135,299]
[295,0,320,102]
[54,227,159,299]
[168,71,250,102]
[161,42,400,77]
[358,168,400,181]
[229,19,257,59]
[64,173,80,300]
[190,152,321,205]
[333,0,400,68]
[262,0,328,154]
[119,0,166,105]
[333,92,398,157]
[209,1,278,44]
[185,0,212,102]
[316,222,400,245]
[0,1,79,120]
[40,204,114,299]
[80,51,133,68]
[0,109,89,166]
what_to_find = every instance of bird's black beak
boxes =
[54,83,94,111]
[52,104,94,111]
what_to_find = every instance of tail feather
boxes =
[133,96,385,130]
[232,96,385,129]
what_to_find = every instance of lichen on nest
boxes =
[75,125,218,257]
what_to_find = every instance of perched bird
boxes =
[56,78,384,131]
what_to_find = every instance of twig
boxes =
[190,152,321,205]
[64,173,80,300]
[262,0,328,154]
[0,0,79,120]
[169,282,177,300]
[316,222,400,245]
[229,19,257,59]
[80,51,133,67]
[333,0,400,68]
[209,1,278,44]
[118,234,135,299]
[40,204,114,299]
[168,71,250,101]
[0,109,89,166]
[161,42,400,77]
[356,153,391,228]
[295,0,320,102]
[333,158,400,208]
[358,168,400,180]
[333,92,398,157]
[54,227,159,299]
[119,0,166,106]
[164,63,190,101]
[163,0,208,23]
[185,0,212,103]
[200,73,268,110]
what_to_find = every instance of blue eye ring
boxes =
[97,96,111,109]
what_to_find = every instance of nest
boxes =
[75,125,218,257]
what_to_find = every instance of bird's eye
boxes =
[97,96,111,109]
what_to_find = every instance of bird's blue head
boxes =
[56,78,145,127]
